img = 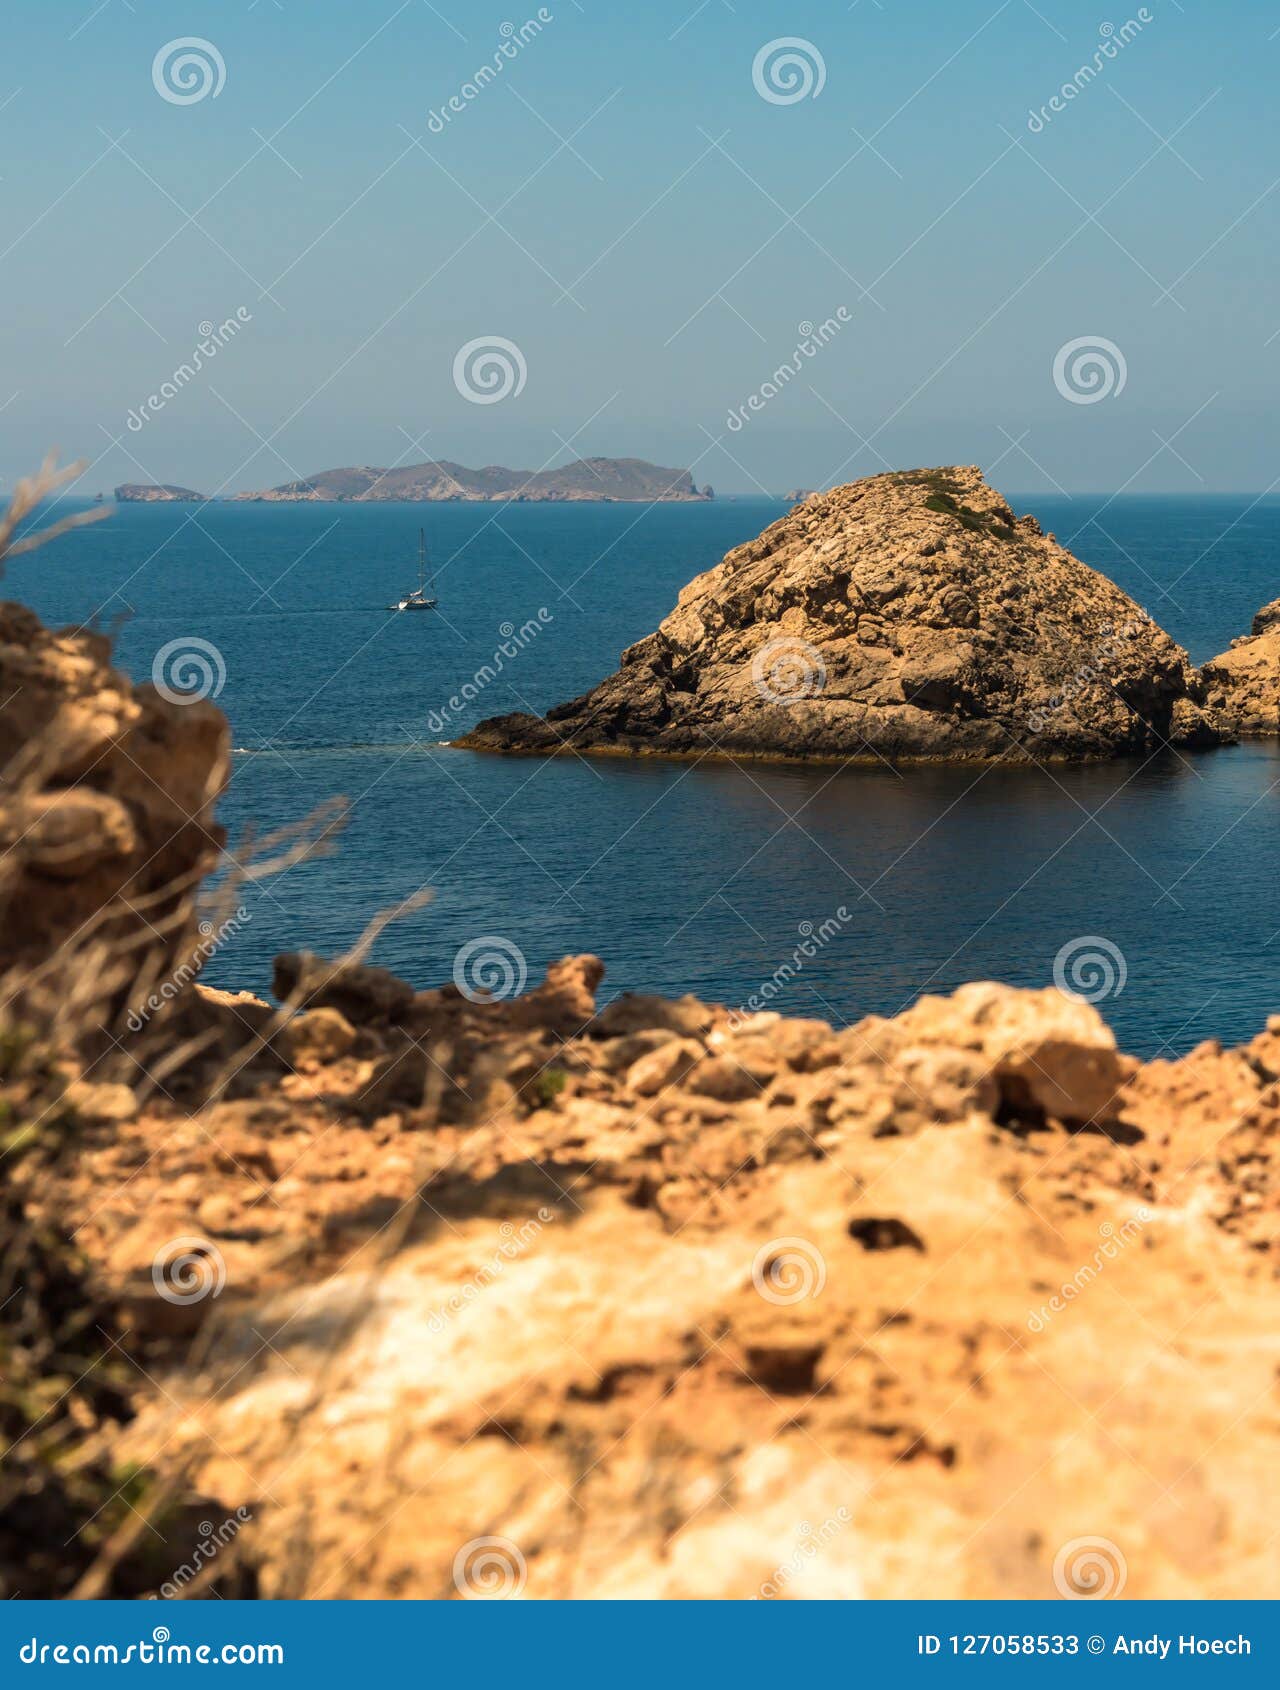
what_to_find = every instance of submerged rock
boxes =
[459,467,1221,764]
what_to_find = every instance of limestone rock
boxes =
[595,1029,680,1073]
[8,791,136,880]
[458,468,1220,765]
[0,601,229,985]
[46,960,1280,1600]
[626,1037,703,1096]
[1251,596,1280,637]
[273,952,414,1024]
[277,1007,357,1065]
[64,1079,138,1124]
[688,1051,774,1101]
[866,981,1136,1126]
[503,954,604,1035]
[594,991,714,1039]
[1201,602,1280,735]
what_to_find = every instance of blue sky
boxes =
[1,0,1276,494]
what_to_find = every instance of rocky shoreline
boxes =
[459,467,1224,766]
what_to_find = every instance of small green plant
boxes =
[923,490,1017,542]
[531,1067,567,1107]
[888,467,965,495]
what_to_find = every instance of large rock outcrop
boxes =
[459,467,1220,764]
[0,602,229,985]
[1200,595,1280,735]
[46,953,1280,1599]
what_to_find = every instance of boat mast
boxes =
[418,527,426,595]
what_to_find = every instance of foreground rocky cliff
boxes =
[460,467,1220,764]
[0,464,238,1598]
[0,602,228,983]
[42,955,1280,1600]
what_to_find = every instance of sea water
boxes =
[13,491,1280,1058]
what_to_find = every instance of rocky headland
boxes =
[232,457,712,504]
[459,467,1221,765]
[1200,595,1280,735]
[22,945,1280,1599]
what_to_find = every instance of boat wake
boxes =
[232,739,455,757]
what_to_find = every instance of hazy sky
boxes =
[2,0,1276,495]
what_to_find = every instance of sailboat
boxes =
[389,527,437,611]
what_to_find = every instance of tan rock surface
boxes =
[459,467,1221,765]
[1201,597,1280,734]
[0,600,229,988]
[39,954,1279,1601]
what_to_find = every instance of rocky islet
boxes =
[460,466,1223,765]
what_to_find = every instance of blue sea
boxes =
[12,492,1280,1059]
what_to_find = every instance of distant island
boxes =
[114,484,207,503]
[230,457,713,503]
[110,460,713,505]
